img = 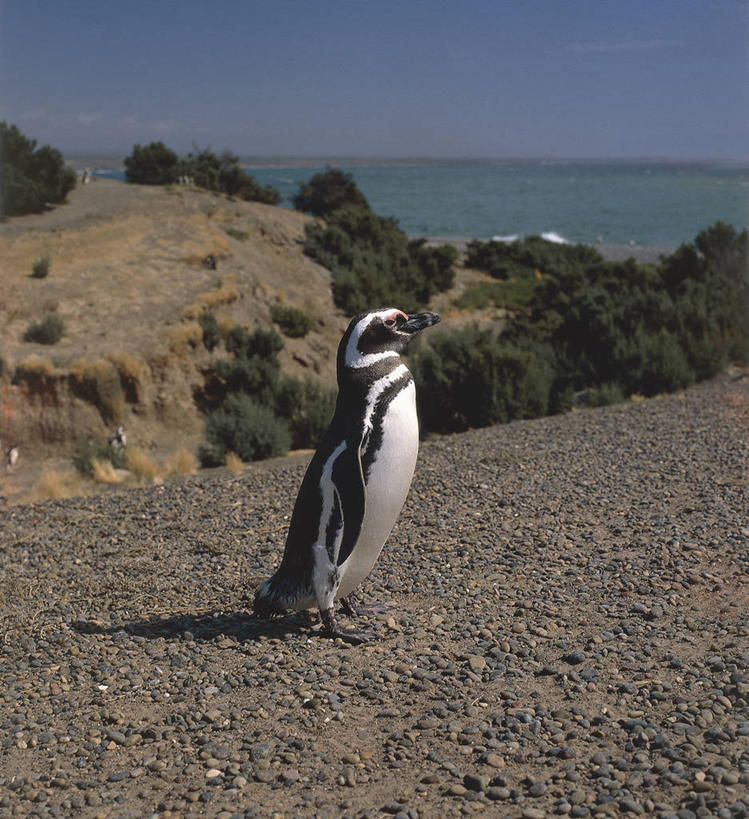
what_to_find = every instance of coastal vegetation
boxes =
[31,256,51,279]
[413,222,748,432]
[292,167,370,216]
[4,157,746,494]
[23,313,65,345]
[270,303,315,338]
[123,141,280,204]
[199,325,336,466]
[297,169,457,313]
[0,122,76,216]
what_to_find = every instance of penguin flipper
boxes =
[331,430,367,567]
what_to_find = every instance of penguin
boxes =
[6,444,19,473]
[108,426,126,449]
[253,307,440,641]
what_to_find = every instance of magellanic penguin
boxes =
[253,307,440,641]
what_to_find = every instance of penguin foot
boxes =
[339,595,358,617]
[355,602,391,617]
[319,607,372,644]
[339,595,390,618]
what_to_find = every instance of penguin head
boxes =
[339,308,440,373]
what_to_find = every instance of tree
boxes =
[293,168,370,216]
[0,122,76,216]
[124,142,179,185]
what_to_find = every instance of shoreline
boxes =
[421,235,675,265]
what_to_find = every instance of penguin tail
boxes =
[252,578,286,618]
[252,571,314,618]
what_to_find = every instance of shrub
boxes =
[270,304,315,338]
[73,437,126,477]
[124,141,179,185]
[223,225,249,241]
[199,311,221,351]
[466,236,603,280]
[1,122,76,216]
[304,207,455,313]
[31,256,50,279]
[293,168,370,216]
[288,381,337,449]
[201,393,291,465]
[411,325,553,433]
[23,313,64,344]
[587,382,626,407]
[178,147,281,203]
[408,240,457,292]
[454,278,539,311]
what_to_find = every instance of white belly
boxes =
[338,381,419,596]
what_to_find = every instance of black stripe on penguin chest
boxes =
[360,369,413,481]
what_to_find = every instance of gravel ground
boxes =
[1,374,747,819]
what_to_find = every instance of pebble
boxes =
[0,376,747,818]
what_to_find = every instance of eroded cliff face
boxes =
[1,178,345,462]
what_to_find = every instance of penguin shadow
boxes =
[72,608,311,643]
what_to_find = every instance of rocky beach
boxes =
[1,372,747,818]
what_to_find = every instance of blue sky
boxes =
[1,0,746,159]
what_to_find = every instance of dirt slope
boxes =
[0,180,351,490]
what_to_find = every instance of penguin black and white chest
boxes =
[253,307,440,638]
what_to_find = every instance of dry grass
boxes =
[167,322,203,354]
[14,355,57,382]
[126,447,161,482]
[91,458,122,484]
[225,451,244,472]
[197,285,240,310]
[165,446,197,477]
[33,469,84,500]
[216,312,235,339]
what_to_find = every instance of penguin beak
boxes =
[401,312,441,334]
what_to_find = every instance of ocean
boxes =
[91,159,749,248]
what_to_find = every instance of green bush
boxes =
[223,225,249,241]
[124,141,179,185]
[466,236,603,280]
[199,312,221,351]
[586,382,626,407]
[23,313,64,344]
[31,256,50,279]
[304,207,456,313]
[270,304,315,338]
[201,393,290,465]
[180,148,281,204]
[408,240,457,292]
[124,142,280,203]
[500,222,747,404]
[293,168,370,216]
[412,325,553,433]
[1,122,76,216]
[454,277,539,311]
[73,437,126,476]
[287,381,337,449]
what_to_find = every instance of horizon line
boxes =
[63,152,749,165]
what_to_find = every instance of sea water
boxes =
[93,159,749,248]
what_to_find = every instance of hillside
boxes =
[0,178,499,503]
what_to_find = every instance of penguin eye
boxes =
[384,318,396,327]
